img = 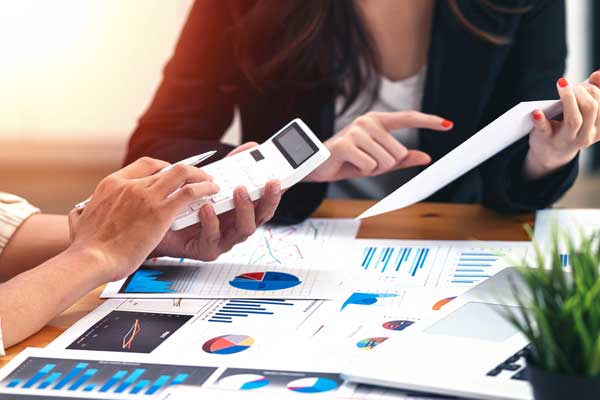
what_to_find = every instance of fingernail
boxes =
[558,77,568,88]
[202,204,215,216]
[238,187,250,201]
[532,110,543,121]
[441,119,453,128]
[271,181,281,193]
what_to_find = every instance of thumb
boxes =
[393,150,432,170]
[227,142,259,157]
[531,109,553,138]
[68,208,81,244]
[588,70,600,88]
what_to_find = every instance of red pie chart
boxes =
[202,334,254,355]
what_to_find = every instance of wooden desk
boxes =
[0,200,533,367]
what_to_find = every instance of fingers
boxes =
[67,208,81,243]
[151,164,214,197]
[167,181,220,210]
[573,84,598,147]
[394,150,432,169]
[227,142,259,157]
[588,70,600,88]
[556,78,582,140]
[531,109,553,139]
[334,140,377,175]
[352,129,396,172]
[117,157,171,179]
[369,111,453,132]
[221,187,257,251]
[585,83,600,144]
[354,115,408,162]
[254,180,282,226]
[197,205,221,261]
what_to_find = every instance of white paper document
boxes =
[348,239,531,288]
[534,208,600,268]
[358,100,563,219]
[101,262,339,300]
[101,218,358,300]
[48,298,331,367]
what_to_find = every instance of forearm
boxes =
[0,247,107,348]
[0,214,70,281]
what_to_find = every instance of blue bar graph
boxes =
[145,375,171,395]
[208,299,294,323]
[170,373,189,386]
[54,362,88,389]
[69,369,98,391]
[99,370,128,392]
[361,246,430,278]
[7,379,22,388]
[23,363,55,388]
[451,251,500,285]
[115,368,146,393]
[1,357,216,397]
[38,372,62,389]
[130,379,151,394]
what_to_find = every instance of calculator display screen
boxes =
[273,123,319,169]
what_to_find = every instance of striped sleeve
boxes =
[0,192,40,257]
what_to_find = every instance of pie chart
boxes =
[218,374,270,390]
[287,377,339,393]
[432,296,456,311]
[382,320,414,331]
[229,271,301,291]
[202,334,254,355]
[356,337,388,350]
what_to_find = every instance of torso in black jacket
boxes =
[126,0,577,224]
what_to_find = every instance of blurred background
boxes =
[0,0,598,214]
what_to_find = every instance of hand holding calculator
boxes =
[171,118,330,230]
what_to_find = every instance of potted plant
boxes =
[502,227,600,400]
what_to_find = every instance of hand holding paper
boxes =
[357,100,563,219]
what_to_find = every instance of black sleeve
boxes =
[124,0,238,165]
[479,0,578,212]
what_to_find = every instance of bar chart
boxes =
[438,244,528,287]
[357,244,437,286]
[203,299,295,324]
[1,356,216,396]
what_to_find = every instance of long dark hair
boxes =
[227,0,531,113]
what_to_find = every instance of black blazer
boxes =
[126,0,577,224]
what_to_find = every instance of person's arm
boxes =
[0,247,106,348]
[0,214,69,281]
[0,158,221,348]
[478,0,578,212]
[125,0,238,165]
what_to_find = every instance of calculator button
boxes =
[190,198,209,210]
[211,192,230,203]
[176,208,193,218]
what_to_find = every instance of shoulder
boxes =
[439,0,565,41]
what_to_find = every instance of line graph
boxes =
[122,319,141,350]
[214,219,359,269]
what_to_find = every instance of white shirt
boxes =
[328,67,427,199]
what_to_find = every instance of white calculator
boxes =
[171,118,330,230]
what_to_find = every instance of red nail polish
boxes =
[532,110,543,121]
[558,77,568,88]
[441,119,453,128]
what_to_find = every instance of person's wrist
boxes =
[63,243,119,283]
[524,148,577,180]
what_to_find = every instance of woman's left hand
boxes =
[525,73,600,180]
